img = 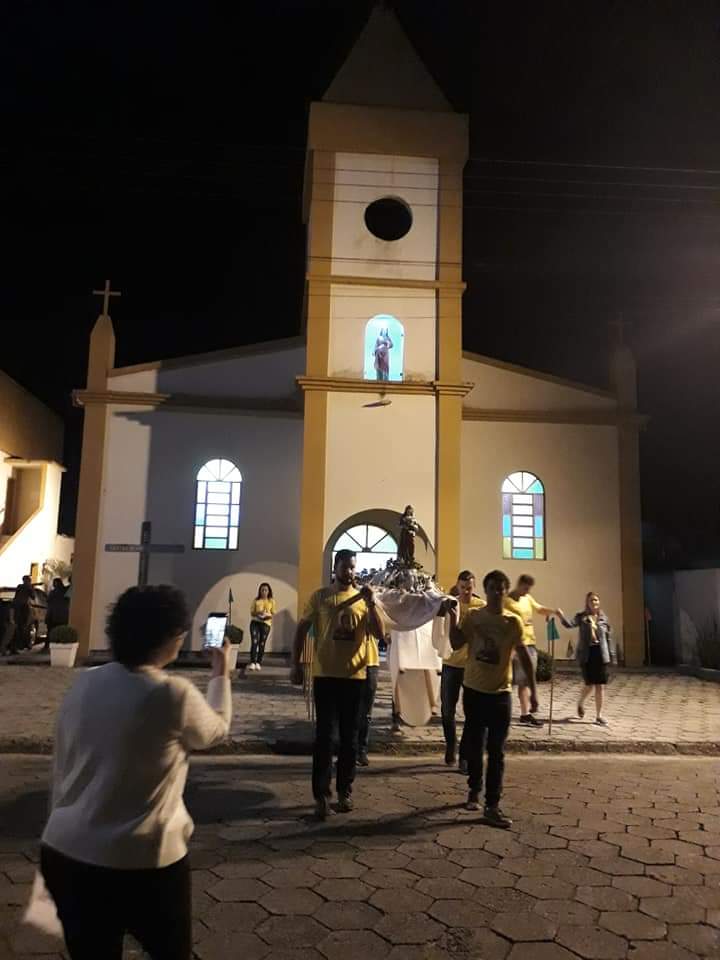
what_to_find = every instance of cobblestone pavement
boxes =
[1,663,719,755]
[2,754,720,959]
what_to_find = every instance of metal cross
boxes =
[92,279,122,316]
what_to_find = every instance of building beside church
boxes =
[70,7,645,663]
[0,370,72,587]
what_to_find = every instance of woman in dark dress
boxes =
[560,592,613,726]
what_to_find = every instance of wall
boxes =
[673,569,720,665]
[109,343,306,400]
[331,153,438,282]
[460,421,623,654]
[0,464,65,586]
[91,406,303,652]
[0,371,63,462]
[462,356,616,412]
[0,452,13,533]
[324,393,436,554]
[11,467,42,532]
[329,285,435,381]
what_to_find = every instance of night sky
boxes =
[1,1,719,568]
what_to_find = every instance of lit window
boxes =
[363,315,404,382]
[501,472,545,560]
[194,459,242,550]
[331,524,398,575]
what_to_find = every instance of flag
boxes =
[547,617,560,643]
[228,587,234,604]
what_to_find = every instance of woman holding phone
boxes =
[248,582,275,671]
[40,585,232,959]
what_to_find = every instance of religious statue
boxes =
[398,504,418,565]
[373,328,393,381]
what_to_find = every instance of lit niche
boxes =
[363,314,405,382]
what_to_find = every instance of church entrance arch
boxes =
[324,509,435,579]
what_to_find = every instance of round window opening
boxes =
[364,197,413,242]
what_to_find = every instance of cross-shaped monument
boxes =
[105,521,185,587]
[92,279,122,317]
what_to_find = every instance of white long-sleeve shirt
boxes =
[42,661,231,869]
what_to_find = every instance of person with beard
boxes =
[291,550,385,820]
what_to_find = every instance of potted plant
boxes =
[48,625,79,668]
[224,624,243,671]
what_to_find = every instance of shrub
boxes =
[535,649,554,682]
[49,625,79,645]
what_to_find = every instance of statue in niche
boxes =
[398,504,418,565]
[373,327,393,381]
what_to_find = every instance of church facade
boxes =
[70,8,644,664]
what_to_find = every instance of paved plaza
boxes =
[1,662,719,755]
[2,754,720,959]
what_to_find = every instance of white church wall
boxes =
[460,421,623,654]
[91,407,302,652]
[108,344,306,400]
[462,356,617,412]
[324,393,436,552]
[0,463,64,587]
[329,284,435,381]
[331,152,438,282]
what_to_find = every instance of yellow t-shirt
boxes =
[304,587,369,680]
[251,598,275,622]
[504,594,543,646]
[461,608,524,694]
[365,635,380,668]
[444,595,486,668]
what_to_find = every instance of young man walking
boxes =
[440,571,484,773]
[447,570,538,828]
[505,574,561,727]
[291,550,384,820]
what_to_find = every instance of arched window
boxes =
[194,459,242,550]
[363,314,405,382]
[331,524,398,575]
[502,471,545,560]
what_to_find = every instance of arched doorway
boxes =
[324,508,435,578]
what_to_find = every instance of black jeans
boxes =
[312,677,364,800]
[40,844,191,960]
[463,687,512,807]
[357,665,379,754]
[440,664,468,761]
[249,620,270,664]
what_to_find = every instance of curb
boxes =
[2,737,719,757]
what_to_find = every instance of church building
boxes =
[70,7,645,664]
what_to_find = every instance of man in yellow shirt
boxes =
[291,549,385,820]
[505,574,561,727]
[447,569,538,829]
[441,571,485,773]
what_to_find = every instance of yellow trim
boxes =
[306,273,466,293]
[436,395,462,591]
[617,423,645,667]
[108,335,306,378]
[73,390,302,416]
[297,376,473,397]
[308,102,469,161]
[0,464,47,560]
[462,407,646,426]
[463,350,614,400]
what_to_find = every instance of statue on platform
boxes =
[373,328,393,381]
[398,505,418,565]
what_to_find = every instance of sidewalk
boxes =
[1,660,719,755]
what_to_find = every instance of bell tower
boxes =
[297,5,469,605]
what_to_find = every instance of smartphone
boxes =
[203,613,228,649]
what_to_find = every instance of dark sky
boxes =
[1,1,719,568]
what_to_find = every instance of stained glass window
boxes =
[331,524,398,575]
[194,459,242,550]
[501,472,545,560]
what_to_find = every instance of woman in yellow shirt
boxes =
[249,583,275,671]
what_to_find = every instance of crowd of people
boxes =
[36,556,614,959]
[0,575,69,656]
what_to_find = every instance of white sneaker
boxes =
[255,663,262,671]
[248,663,257,671]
